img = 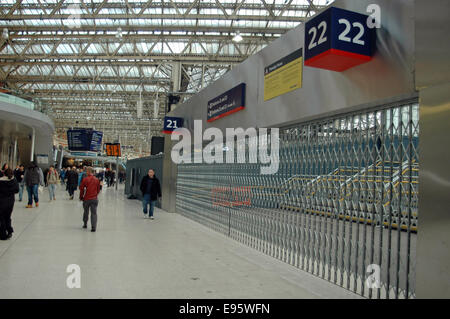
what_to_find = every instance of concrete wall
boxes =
[0,102,55,170]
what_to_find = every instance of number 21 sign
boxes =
[304,7,376,72]
[162,116,184,134]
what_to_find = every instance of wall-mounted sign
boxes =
[207,83,246,122]
[304,7,375,72]
[67,129,103,152]
[162,116,184,134]
[36,154,49,165]
[105,143,121,157]
[264,48,303,101]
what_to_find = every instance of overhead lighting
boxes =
[232,31,243,43]
[116,27,123,38]
[2,28,9,39]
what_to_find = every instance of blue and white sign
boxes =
[163,116,184,134]
[304,7,376,72]
[90,130,103,152]
[207,83,246,122]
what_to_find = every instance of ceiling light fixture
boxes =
[116,27,123,38]
[232,31,243,43]
[2,28,9,39]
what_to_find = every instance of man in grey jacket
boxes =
[23,161,44,208]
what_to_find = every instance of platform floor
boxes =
[0,184,361,299]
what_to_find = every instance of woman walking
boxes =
[47,165,59,201]
[0,168,19,240]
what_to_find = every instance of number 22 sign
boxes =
[304,7,376,72]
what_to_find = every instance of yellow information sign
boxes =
[264,48,303,101]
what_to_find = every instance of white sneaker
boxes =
[150,216,154,220]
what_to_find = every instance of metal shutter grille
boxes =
[176,100,419,299]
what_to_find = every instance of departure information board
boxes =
[105,143,121,157]
[67,129,103,151]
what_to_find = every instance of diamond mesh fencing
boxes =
[176,100,419,299]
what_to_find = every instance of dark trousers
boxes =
[68,184,77,196]
[0,200,14,240]
[83,199,98,229]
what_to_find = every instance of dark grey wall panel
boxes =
[125,154,164,207]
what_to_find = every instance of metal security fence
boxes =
[176,100,419,299]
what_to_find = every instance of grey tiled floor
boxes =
[0,184,361,299]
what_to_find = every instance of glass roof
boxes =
[1,0,334,156]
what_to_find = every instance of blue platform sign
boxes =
[163,116,184,134]
[304,7,375,72]
[207,83,246,122]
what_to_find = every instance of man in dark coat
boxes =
[0,168,19,240]
[139,169,162,219]
[66,166,79,200]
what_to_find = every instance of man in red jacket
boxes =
[79,167,101,232]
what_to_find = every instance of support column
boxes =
[30,127,35,162]
[171,62,181,93]
[415,0,450,298]
[161,134,177,213]
[13,137,17,168]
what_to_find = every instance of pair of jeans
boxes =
[142,194,156,217]
[48,184,56,200]
[27,184,39,205]
[18,183,24,201]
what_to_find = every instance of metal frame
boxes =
[0,0,331,157]
[176,99,419,299]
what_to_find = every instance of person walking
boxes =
[0,169,19,240]
[14,164,25,202]
[23,161,44,208]
[60,167,66,185]
[66,166,78,200]
[78,167,86,189]
[79,167,101,232]
[47,166,59,201]
[139,169,162,220]
[105,168,111,187]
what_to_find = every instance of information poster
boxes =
[36,154,49,165]
[264,48,303,101]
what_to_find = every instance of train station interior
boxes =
[0,0,449,300]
